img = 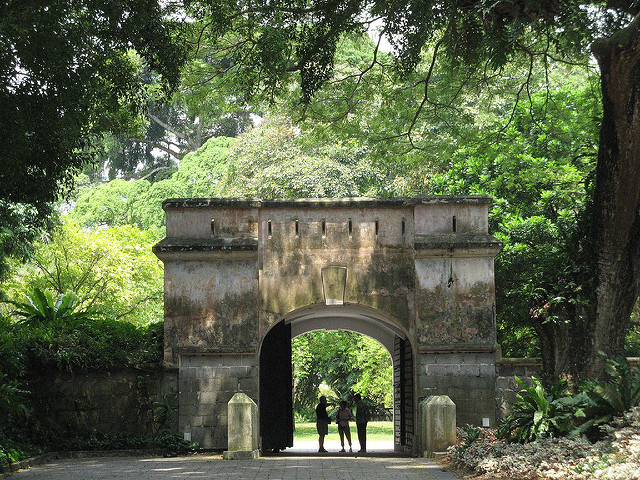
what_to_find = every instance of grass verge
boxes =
[293,421,393,441]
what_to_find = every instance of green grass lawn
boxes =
[293,421,393,441]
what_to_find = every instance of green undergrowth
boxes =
[0,435,42,468]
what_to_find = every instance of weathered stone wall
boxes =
[162,255,259,365]
[25,369,177,441]
[258,204,415,334]
[178,354,258,449]
[418,352,498,427]
[154,197,503,453]
[413,199,498,350]
[495,357,543,419]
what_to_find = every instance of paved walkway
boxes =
[7,454,458,480]
[5,440,459,480]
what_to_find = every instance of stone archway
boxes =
[153,196,502,454]
[259,303,414,453]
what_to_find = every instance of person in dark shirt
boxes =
[315,395,333,452]
[354,393,369,452]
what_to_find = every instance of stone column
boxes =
[223,393,259,459]
[420,395,456,457]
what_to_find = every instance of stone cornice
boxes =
[414,234,503,257]
[162,195,494,210]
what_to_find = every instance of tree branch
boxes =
[148,113,194,147]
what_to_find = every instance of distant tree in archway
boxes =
[292,331,392,419]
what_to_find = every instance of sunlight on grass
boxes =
[293,421,393,441]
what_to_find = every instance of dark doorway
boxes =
[259,320,293,451]
[393,336,414,451]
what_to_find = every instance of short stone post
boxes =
[420,395,456,458]
[223,393,259,459]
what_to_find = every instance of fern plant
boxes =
[497,376,582,443]
[571,356,640,437]
[7,288,95,326]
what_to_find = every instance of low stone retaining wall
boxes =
[495,357,543,418]
[24,368,178,441]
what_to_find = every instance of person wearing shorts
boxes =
[315,396,332,452]
[336,400,354,452]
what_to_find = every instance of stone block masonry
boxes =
[24,369,178,442]
[417,351,497,428]
[178,354,258,449]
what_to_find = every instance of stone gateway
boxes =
[153,196,502,455]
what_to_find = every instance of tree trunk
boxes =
[582,14,640,379]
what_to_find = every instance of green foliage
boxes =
[499,359,640,444]
[0,307,163,374]
[70,137,236,230]
[171,136,236,196]
[7,289,95,327]
[186,0,604,108]
[0,202,56,283]
[70,121,388,233]
[292,331,392,419]
[419,72,601,357]
[223,115,387,197]
[573,357,640,437]
[0,0,186,210]
[71,179,155,228]
[0,374,29,421]
[5,220,164,326]
[497,376,584,443]
[59,430,148,452]
[0,435,42,468]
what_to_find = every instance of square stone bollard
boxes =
[420,395,456,458]
[223,393,259,459]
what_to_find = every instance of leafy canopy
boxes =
[4,220,164,326]
[292,331,392,419]
[0,0,187,210]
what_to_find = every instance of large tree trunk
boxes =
[583,14,640,379]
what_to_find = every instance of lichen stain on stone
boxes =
[455,281,494,308]
[415,296,495,346]
[166,292,258,352]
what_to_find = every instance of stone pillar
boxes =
[420,395,456,457]
[223,393,259,459]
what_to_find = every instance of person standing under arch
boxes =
[354,393,369,452]
[315,396,332,452]
[336,400,354,452]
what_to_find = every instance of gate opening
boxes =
[259,304,415,453]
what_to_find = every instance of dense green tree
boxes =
[422,74,602,362]
[0,202,56,283]
[186,0,640,380]
[292,331,392,418]
[0,1,187,283]
[0,0,186,209]
[4,220,164,326]
[223,115,388,197]
[70,137,235,229]
[70,123,388,229]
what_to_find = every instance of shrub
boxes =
[572,356,640,438]
[449,426,502,470]
[497,376,586,443]
[0,374,29,420]
[0,434,42,468]
[7,288,95,327]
